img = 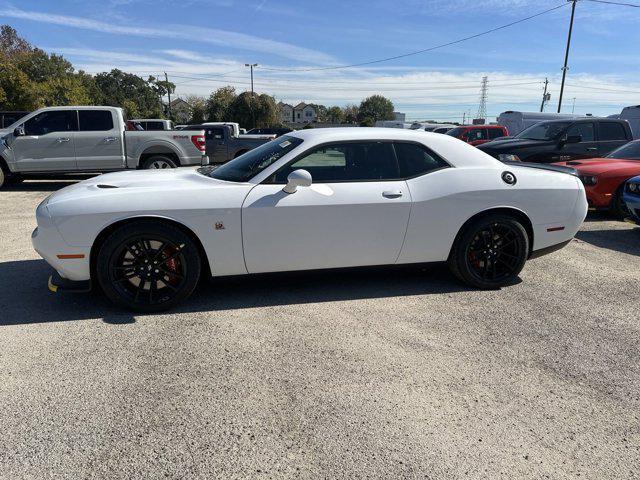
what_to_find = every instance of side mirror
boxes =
[13,126,24,137]
[283,169,312,194]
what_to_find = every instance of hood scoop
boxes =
[96,184,119,189]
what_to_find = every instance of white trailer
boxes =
[619,105,640,138]
[497,111,585,136]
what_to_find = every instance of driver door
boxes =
[560,122,597,160]
[13,110,78,172]
[241,141,412,273]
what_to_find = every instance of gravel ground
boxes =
[0,178,639,479]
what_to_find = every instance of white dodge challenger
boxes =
[32,128,588,311]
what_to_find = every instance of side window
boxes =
[273,142,398,183]
[567,123,594,142]
[205,128,224,140]
[78,110,114,131]
[488,128,505,140]
[394,142,449,178]
[466,128,487,141]
[145,121,164,131]
[24,110,77,135]
[599,122,627,141]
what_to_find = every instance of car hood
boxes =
[46,168,242,207]
[552,158,640,175]
[479,137,551,151]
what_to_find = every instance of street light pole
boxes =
[557,0,578,113]
[245,63,258,128]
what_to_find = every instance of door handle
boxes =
[57,137,70,143]
[586,147,597,151]
[382,190,403,198]
[104,137,117,142]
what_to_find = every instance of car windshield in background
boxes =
[446,127,463,137]
[607,141,640,160]
[198,136,303,182]
[516,121,571,140]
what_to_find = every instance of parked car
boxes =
[623,176,640,224]
[34,127,587,311]
[246,127,293,137]
[129,119,174,131]
[431,125,456,134]
[447,125,509,146]
[617,105,640,139]
[0,110,29,128]
[497,111,586,136]
[552,140,640,216]
[0,106,207,188]
[179,123,275,163]
[478,118,633,164]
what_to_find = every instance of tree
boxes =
[206,86,236,121]
[327,106,344,123]
[358,95,394,124]
[94,69,167,118]
[0,62,39,110]
[185,94,207,123]
[310,104,328,123]
[342,104,359,124]
[227,91,278,129]
[0,25,31,60]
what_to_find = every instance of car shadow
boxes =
[0,259,471,326]
[575,226,640,257]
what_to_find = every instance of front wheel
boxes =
[96,221,201,311]
[448,214,529,289]
[610,185,630,218]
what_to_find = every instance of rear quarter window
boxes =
[599,122,628,141]
[394,142,449,178]
[79,110,114,131]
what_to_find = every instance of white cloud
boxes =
[0,6,336,65]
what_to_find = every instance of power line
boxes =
[565,83,640,94]
[582,0,640,7]
[259,2,569,72]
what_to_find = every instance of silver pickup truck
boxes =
[0,106,208,188]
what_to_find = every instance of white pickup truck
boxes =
[0,106,208,188]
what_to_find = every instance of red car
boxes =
[553,140,640,217]
[446,125,509,146]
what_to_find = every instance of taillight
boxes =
[191,135,206,152]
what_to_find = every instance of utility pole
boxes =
[165,72,172,120]
[245,63,258,128]
[572,97,576,114]
[476,76,488,122]
[540,77,550,112]
[558,0,578,113]
[462,112,466,125]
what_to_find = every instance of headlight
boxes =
[579,175,598,186]
[498,154,520,162]
[628,182,639,193]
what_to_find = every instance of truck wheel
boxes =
[142,155,178,169]
[0,168,4,189]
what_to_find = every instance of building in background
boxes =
[169,98,192,124]
[293,102,317,124]
[278,102,294,123]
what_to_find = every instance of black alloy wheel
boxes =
[449,214,529,289]
[96,222,201,311]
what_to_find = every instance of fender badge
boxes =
[214,222,225,230]
[502,171,517,186]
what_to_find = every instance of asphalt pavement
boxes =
[1,179,639,479]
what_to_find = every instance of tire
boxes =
[448,214,529,289]
[0,168,4,189]
[96,221,201,312]
[610,185,629,219]
[141,155,178,169]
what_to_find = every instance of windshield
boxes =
[516,121,571,140]
[606,141,640,160]
[198,136,303,182]
[446,127,464,137]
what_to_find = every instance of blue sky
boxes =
[1,0,640,121]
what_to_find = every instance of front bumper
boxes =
[623,193,640,225]
[32,199,91,281]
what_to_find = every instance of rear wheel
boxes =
[96,221,201,311]
[142,155,178,169]
[448,214,529,289]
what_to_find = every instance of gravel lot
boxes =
[1,178,639,479]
